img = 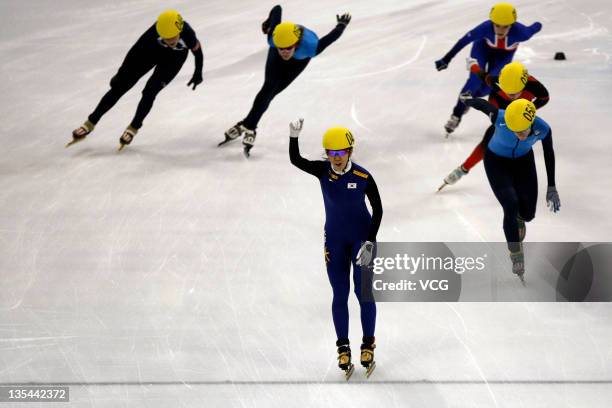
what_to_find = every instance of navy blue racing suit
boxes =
[290,137,382,342]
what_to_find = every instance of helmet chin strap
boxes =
[331,160,352,175]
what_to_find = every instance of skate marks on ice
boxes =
[310,36,427,82]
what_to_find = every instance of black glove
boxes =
[435,58,449,71]
[262,18,271,34]
[337,13,351,26]
[187,72,203,90]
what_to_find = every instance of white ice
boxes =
[1,0,612,407]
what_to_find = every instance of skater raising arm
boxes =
[316,13,351,55]
[288,118,381,379]
[261,5,282,37]
[289,119,328,177]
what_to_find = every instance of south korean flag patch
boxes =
[347,182,357,189]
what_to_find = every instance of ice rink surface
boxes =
[1,0,612,406]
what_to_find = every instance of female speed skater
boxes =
[288,118,382,379]
[68,10,204,151]
[220,5,351,157]
[464,95,560,282]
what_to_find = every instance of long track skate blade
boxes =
[518,274,526,287]
[243,146,252,158]
[117,144,126,152]
[365,361,376,378]
[437,182,449,192]
[344,363,355,381]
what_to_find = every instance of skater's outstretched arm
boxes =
[316,13,351,55]
[511,21,542,41]
[289,119,327,177]
[464,96,499,123]
[365,176,383,242]
[436,22,487,70]
[262,5,282,39]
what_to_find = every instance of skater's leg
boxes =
[351,241,376,339]
[88,50,154,125]
[325,238,352,341]
[514,150,538,224]
[450,43,490,118]
[484,149,521,253]
[242,51,310,130]
[130,52,187,130]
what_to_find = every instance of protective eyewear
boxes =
[326,149,350,157]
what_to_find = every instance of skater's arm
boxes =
[316,13,350,55]
[191,41,204,75]
[182,23,204,89]
[529,78,550,109]
[464,97,499,123]
[289,137,327,177]
[365,176,383,242]
[441,22,487,64]
[262,5,282,39]
[512,21,543,41]
[541,129,556,187]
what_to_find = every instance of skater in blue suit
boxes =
[221,5,351,157]
[464,95,560,283]
[435,2,542,135]
[288,118,382,379]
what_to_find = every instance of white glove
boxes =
[356,241,375,266]
[289,118,304,138]
[466,57,479,71]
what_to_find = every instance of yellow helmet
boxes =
[489,2,517,26]
[505,99,536,132]
[499,61,529,94]
[273,21,301,48]
[156,10,184,39]
[322,127,355,150]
